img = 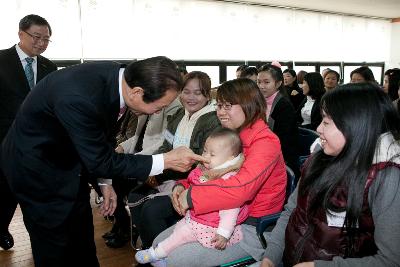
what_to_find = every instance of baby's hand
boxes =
[211,234,228,250]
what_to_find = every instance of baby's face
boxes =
[202,137,235,170]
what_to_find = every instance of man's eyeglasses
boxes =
[216,103,233,111]
[23,31,51,44]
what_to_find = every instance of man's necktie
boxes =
[24,57,34,89]
[134,115,150,153]
[118,106,127,121]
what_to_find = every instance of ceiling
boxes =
[227,0,400,19]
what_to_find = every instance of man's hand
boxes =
[211,234,228,250]
[171,184,185,214]
[99,184,117,216]
[164,146,209,172]
[115,145,124,153]
[177,188,189,215]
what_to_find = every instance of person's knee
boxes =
[141,201,159,221]
[167,249,191,266]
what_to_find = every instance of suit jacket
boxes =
[268,92,300,177]
[1,62,153,228]
[0,46,57,143]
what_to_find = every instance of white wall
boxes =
[387,21,400,70]
[0,0,393,63]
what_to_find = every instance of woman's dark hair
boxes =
[19,14,52,36]
[178,65,188,76]
[350,66,376,83]
[324,69,340,82]
[398,80,400,112]
[258,64,286,96]
[297,70,307,84]
[283,69,297,83]
[182,71,212,99]
[217,78,266,131]
[300,82,400,249]
[124,56,182,103]
[304,72,326,99]
[384,68,400,101]
[239,66,258,78]
[236,65,248,72]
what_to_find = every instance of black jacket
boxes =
[0,46,57,142]
[1,62,153,228]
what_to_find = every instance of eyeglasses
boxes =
[216,103,233,111]
[23,31,51,44]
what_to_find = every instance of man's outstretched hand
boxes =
[164,146,209,172]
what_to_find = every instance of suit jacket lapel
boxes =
[268,92,283,131]
[8,47,31,96]
[102,65,124,143]
[37,56,48,82]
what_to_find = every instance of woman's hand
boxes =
[171,185,185,214]
[260,257,275,267]
[293,262,314,267]
[177,189,189,215]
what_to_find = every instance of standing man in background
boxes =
[0,14,57,251]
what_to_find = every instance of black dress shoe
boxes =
[102,223,119,240]
[105,231,129,248]
[0,231,14,250]
[102,230,117,240]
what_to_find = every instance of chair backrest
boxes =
[285,165,297,204]
[298,127,319,167]
[297,127,319,157]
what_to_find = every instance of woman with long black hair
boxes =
[260,83,400,267]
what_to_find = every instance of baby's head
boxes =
[202,128,242,170]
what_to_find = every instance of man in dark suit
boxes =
[0,14,57,251]
[0,56,206,267]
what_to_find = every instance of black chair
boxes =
[297,127,319,167]
[257,166,296,249]
[221,165,297,267]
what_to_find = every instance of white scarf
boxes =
[172,102,216,148]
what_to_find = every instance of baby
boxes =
[135,128,247,267]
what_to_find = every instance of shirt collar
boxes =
[118,68,126,109]
[266,91,279,106]
[15,44,37,63]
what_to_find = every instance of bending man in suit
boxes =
[0,56,206,267]
[0,14,57,251]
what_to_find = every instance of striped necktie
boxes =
[24,57,34,89]
[118,106,127,121]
